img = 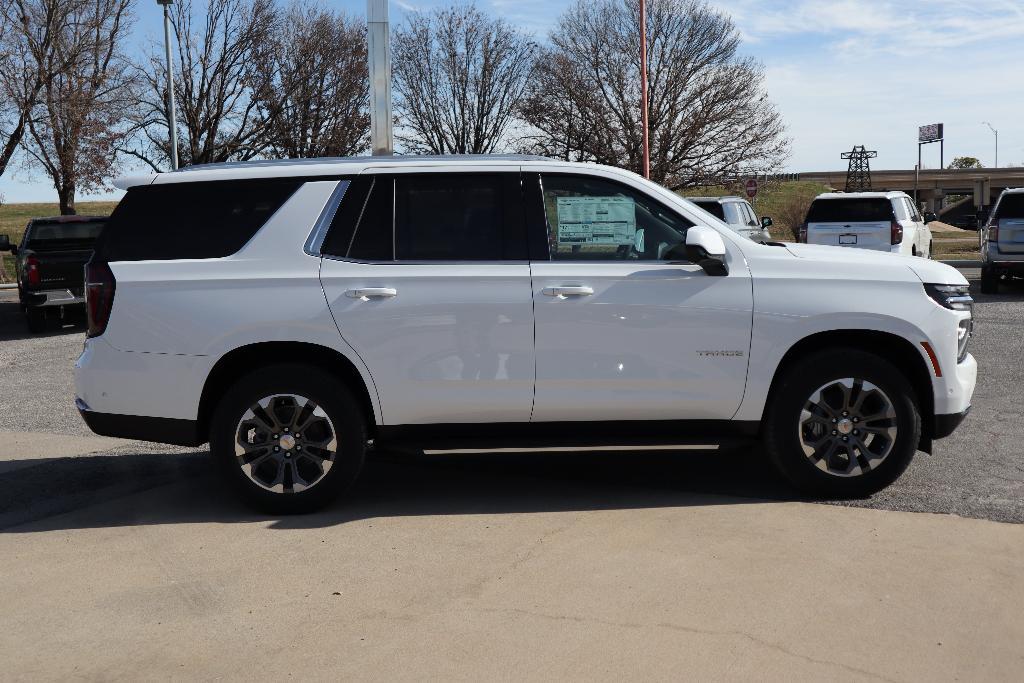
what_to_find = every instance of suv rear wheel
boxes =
[210,364,366,513]
[763,348,920,498]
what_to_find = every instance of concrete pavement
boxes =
[1,468,1022,681]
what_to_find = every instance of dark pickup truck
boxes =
[0,215,106,332]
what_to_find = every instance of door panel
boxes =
[319,171,535,425]
[322,262,535,424]
[531,262,753,422]
[528,172,753,423]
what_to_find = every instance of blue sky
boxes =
[3,0,1022,203]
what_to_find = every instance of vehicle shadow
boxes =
[0,296,85,341]
[0,445,800,533]
[968,276,1024,303]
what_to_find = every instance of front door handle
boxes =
[542,286,594,298]
[345,287,397,300]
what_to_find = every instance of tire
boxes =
[25,307,47,333]
[980,265,999,294]
[210,363,367,513]
[763,348,921,498]
[928,240,933,259]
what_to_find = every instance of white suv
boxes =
[802,191,933,258]
[76,156,976,512]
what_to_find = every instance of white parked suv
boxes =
[802,191,933,258]
[76,156,976,512]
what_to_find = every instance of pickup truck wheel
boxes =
[763,349,920,498]
[210,364,366,514]
[25,308,47,333]
[980,265,999,294]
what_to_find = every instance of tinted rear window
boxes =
[94,179,301,261]
[26,220,104,247]
[691,200,725,220]
[996,194,1024,218]
[806,198,895,223]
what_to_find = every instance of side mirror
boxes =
[0,234,9,252]
[761,216,773,229]
[678,225,728,276]
[923,211,937,224]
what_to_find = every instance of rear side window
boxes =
[996,194,1024,218]
[395,175,513,261]
[691,200,725,220]
[805,198,895,223]
[94,179,302,262]
[321,173,526,262]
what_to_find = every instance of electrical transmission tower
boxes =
[841,145,877,191]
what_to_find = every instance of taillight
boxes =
[890,221,903,245]
[85,261,116,338]
[798,225,807,243]
[25,255,41,287]
[990,218,999,242]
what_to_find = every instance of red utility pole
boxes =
[639,0,650,179]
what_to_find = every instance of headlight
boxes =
[924,283,973,312]
[957,318,972,362]
[924,284,973,363]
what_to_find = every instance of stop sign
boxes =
[745,178,758,198]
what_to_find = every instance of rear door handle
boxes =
[345,287,397,300]
[542,286,594,298]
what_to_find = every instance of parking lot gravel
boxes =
[1,274,1022,525]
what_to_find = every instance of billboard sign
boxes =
[919,123,943,143]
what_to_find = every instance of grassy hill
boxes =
[0,201,118,283]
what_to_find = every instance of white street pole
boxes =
[367,0,394,156]
[983,121,998,168]
[158,0,178,170]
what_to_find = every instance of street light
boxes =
[157,0,178,170]
[982,121,998,169]
[639,0,650,179]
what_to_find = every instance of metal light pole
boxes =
[982,121,998,168]
[157,0,178,170]
[639,0,650,179]
[367,0,394,156]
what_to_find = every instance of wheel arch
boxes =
[197,341,380,440]
[763,329,935,448]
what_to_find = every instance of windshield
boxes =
[25,220,105,248]
[690,200,726,220]
[806,198,894,223]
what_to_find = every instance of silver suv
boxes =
[980,188,1024,293]
[689,196,772,242]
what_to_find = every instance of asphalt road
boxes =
[1,272,1022,526]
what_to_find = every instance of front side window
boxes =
[722,202,745,225]
[395,175,510,261]
[540,174,693,261]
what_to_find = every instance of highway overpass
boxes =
[792,167,1024,211]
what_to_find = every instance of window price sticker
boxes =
[556,196,636,245]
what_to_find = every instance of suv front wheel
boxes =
[210,364,367,513]
[763,348,921,498]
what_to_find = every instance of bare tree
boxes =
[20,0,133,214]
[0,0,70,180]
[250,1,369,158]
[130,0,277,170]
[392,2,535,154]
[520,0,789,188]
